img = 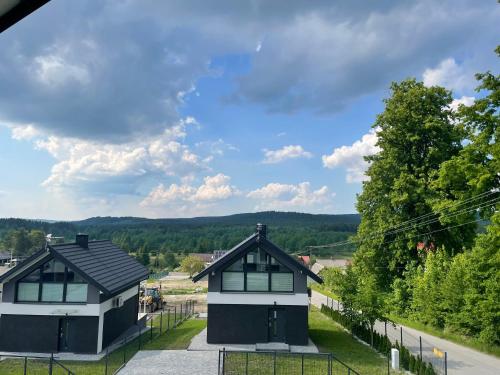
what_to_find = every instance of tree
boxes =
[354,273,386,347]
[180,255,205,277]
[28,230,46,254]
[164,252,179,269]
[141,252,150,266]
[355,79,464,288]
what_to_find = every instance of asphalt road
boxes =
[311,290,500,374]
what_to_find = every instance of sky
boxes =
[0,0,498,220]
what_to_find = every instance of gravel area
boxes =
[118,350,219,375]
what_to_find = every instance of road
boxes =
[311,290,500,375]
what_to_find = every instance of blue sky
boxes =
[0,0,498,220]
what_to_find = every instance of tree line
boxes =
[322,47,499,347]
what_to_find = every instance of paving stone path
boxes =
[118,350,219,375]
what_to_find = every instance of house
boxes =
[192,224,323,346]
[189,253,214,265]
[0,252,10,266]
[297,255,311,267]
[311,258,350,274]
[0,234,149,354]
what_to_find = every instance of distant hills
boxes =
[0,211,360,255]
[73,211,360,228]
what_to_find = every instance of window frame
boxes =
[15,259,88,304]
[221,248,294,293]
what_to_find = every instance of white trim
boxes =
[0,302,100,316]
[1,252,51,284]
[207,292,309,306]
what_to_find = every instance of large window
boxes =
[16,259,88,303]
[221,248,293,292]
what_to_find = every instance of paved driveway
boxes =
[311,290,500,375]
[118,350,219,375]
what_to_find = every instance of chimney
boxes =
[76,233,89,248]
[256,223,267,239]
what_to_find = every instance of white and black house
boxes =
[192,224,323,346]
[0,234,149,354]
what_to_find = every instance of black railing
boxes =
[218,348,361,375]
[0,353,76,375]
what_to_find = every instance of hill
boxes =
[0,211,360,256]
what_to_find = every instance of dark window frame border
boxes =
[221,248,294,293]
[16,259,88,304]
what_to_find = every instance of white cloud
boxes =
[423,58,474,92]
[322,129,380,183]
[141,173,238,207]
[195,139,239,156]
[10,124,40,140]
[450,95,475,112]
[262,145,313,164]
[25,118,206,191]
[247,182,333,211]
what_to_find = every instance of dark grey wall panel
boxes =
[207,304,308,345]
[0,314,98,353]
[102,293,139,348]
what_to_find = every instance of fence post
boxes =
[174,306,177,327]
[139,324,142,350]
[273,351,276,375]
[419,336,422,359]
[328,353,332,375]
[400,326,403,347]
[384,321,387,337]
[23,356,27,375]
[150,316,154,341]
[445,352,448,375]
[301,353,304,375]
[180,303,183,321]
[222,347,226,375]
[168,308,171,331]
[49,353,53,375]
[123,336,127,365]
[104,348,109,375]
[218,350,221,375]
[160,311,163,334]
[245,352,249,375]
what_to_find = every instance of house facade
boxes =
[193,224,322,346]
[0,234,149,354]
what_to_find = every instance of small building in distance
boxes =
[297,255,311,268]
[193,224,323,346]
[189,253,214,265]
[311,258,350,274]
[0,234,148,354]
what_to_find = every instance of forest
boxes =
[0,211,359,258]
[321,47,499,350]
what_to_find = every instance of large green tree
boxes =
[355,79,464,288]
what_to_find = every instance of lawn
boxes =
[0,317,206,375]
[310,283,339,300]
[308,307,399,375]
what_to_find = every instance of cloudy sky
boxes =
[0,0,498,220]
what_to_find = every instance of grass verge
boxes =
[387,314,500,358]
[309,307,400,375]
[310,283,339,301]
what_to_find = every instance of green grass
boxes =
[310,283,340,300]
[0,316,206,375]
[309,307,400,375]
[387,314,500,358]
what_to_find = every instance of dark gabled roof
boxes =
[0,240,148,296]
[49,240,149,295]
[192,229,323,284]
[0,0,51,33]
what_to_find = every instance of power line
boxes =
[307,192,498,249]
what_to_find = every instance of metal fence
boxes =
[0,301,196,375]
[0,353,75,375]
[323,298,447,375]
[218,349,361,375]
